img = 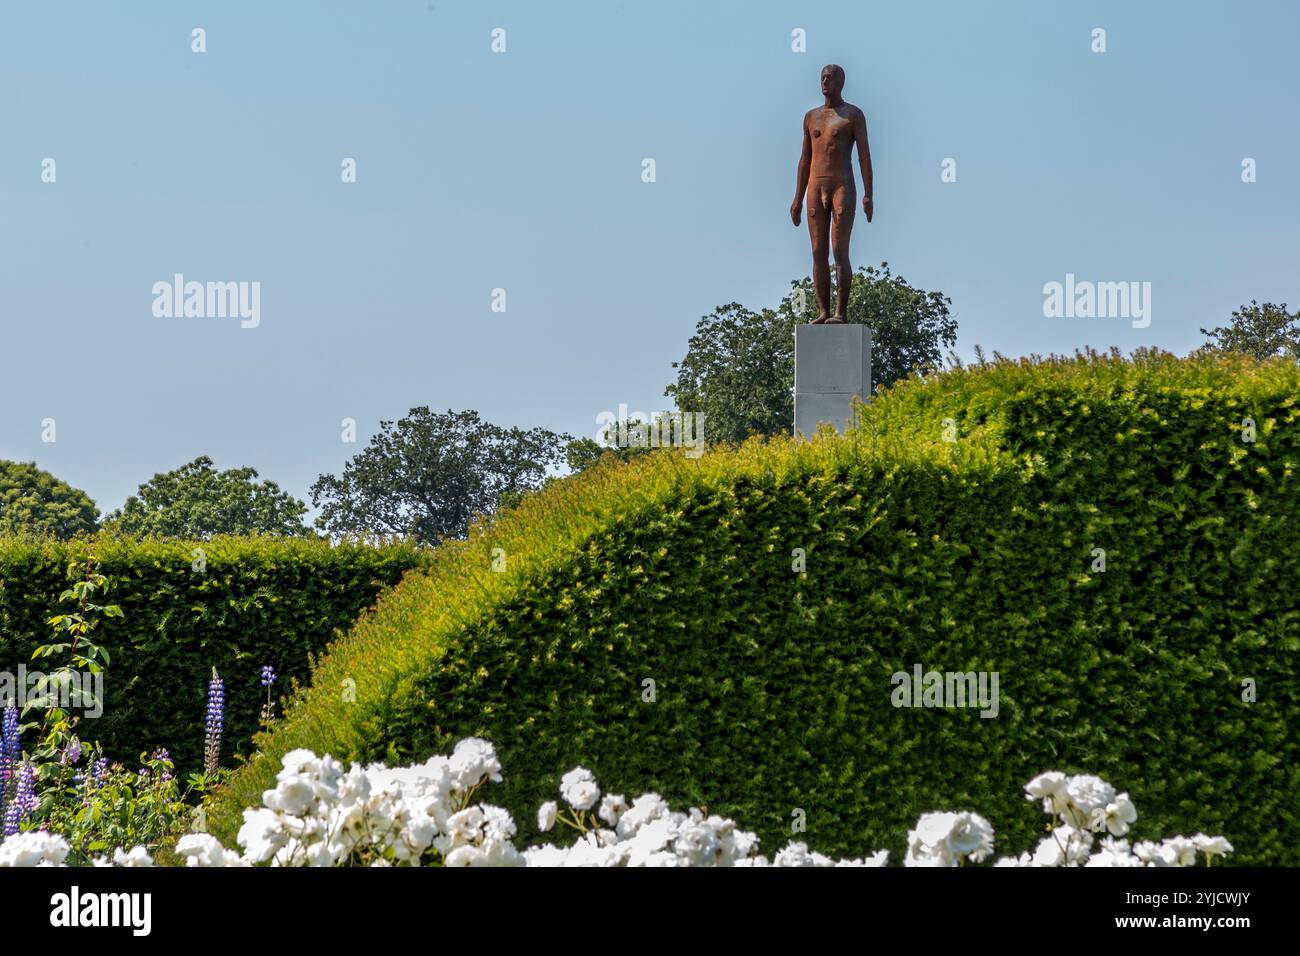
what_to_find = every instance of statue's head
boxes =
[821,64,845,98]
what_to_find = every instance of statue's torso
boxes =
[808,104,858,181]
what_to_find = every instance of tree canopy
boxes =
[311,408,572,544]
[103,456,310,539]
[1200,301,1300,360]
[0,461,99,539]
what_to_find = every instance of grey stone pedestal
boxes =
[794,323,872,437]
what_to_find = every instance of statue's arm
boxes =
[790,114,811,225]
[854,108,873,219]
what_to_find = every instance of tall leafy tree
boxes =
[311,408,572,544]
[1200,301,1300,360]
[0,461,99,538]
[665,262,956,444]
[104,456,309,539]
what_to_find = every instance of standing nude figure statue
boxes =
[790,64,873,323]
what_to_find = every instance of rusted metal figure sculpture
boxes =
[790,64,874,323]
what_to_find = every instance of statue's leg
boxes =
[807,184,832,322]
[830,181,856,322]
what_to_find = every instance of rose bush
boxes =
[0,738,1232,868]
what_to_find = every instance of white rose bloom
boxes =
[729,828,761,861]
[1024,771,1069,815]
[280,811,329,846]
[671,822,721,866]
[946,812,995,863]
[176,833,248,867]
[112,846,155,867]
[1085,837,1140,867]
[614,793,669,836]
[480,804,517,843]
[537,800,559,832]
[1132,840,1169,866]
[1031,826,1091,867]
[310,755,346,802]
[0,831,71,867]
[904,813,958,867]
[449,737,503,790]
[306,840,338,867]
[1160,836,1199,867]
[773,842,816,867]
[445,845,486,867]
[237,807,289,864]
[444,806,486,846]
[624,816,677,866]
[398,815,440,860]
[1031,834,1066,867]
[1095,793,1137,836]
[698,815,749,865]
[559,767,601,811]
[1191,833,1233,858]
[598,794,629,826]
[1062,775,1117,829]
[480,837,525,867]
[263,775,317,816]
[278,749,320,775]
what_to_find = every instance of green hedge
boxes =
[213,351,1299,864]
[0,535,429,771]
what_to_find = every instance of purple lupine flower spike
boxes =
[203,668,226,776]
[0,706,19,826]
[0,706,19,770]
[3,763,36,836]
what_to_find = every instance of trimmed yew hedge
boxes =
[213,350,1299,864]
[0,536,429,771]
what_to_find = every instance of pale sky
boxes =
[2,0,1296,515]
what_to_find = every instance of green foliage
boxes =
[664,263,956,444]
[34,745,188,864]
[564,437,609,473]
[1200,300,1300,360]
[9,560,189,862]
[27,558,120,753]
[103,456,310,539]
[0,461,99,539]
[0,535,429,772]
[564,415,680,476]
[311,408,573,545]
[664,302,796,444]
[213,350,1299,865]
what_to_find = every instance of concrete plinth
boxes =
[794,323,872,437]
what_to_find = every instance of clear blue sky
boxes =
[2,0,1297,516]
